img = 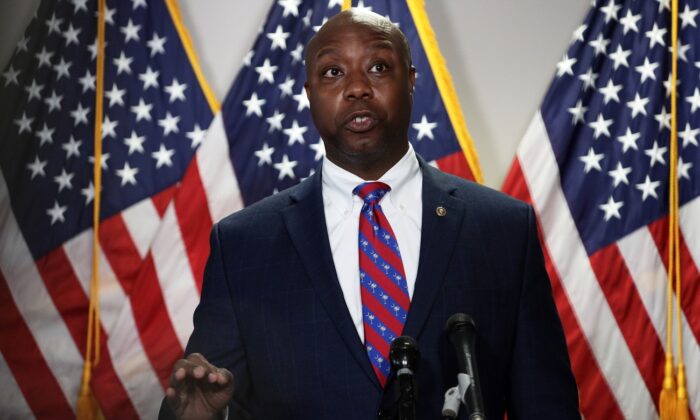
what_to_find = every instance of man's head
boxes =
[304,9,416,180]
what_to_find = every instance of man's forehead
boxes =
[304,9,412,73]
[313,33,397,59]
[307,11,400,54]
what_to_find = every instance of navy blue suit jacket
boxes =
[161,159,579,419]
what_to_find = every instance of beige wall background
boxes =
[0,0,590,188]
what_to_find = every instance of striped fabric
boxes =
[0,0,216,417]
[355,182,410,386]
[502,0,700,418]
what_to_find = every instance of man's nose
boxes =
[344,72,373,100]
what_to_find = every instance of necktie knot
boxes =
[354,182,391,206]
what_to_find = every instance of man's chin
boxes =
[338,140,387,160]
[327,143,408,176]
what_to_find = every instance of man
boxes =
[162,9,579,420]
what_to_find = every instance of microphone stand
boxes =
[390,336,419,420]
[395,367,416,420]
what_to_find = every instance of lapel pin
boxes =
[436,206,447,217]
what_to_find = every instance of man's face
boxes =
[304,18,415,179]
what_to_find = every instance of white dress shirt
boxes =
[321,145,423,341]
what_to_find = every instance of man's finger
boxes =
[216,368,234,386]
[204,369,229,384]
[192,365,206,379]
[171,354,214,381]
[173,367,186,381]
[168,354,234,398]
[215,372,230,386]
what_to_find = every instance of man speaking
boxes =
[161,9,579,419]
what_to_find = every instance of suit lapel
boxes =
[403,161,467,340]
[282,173,381,390]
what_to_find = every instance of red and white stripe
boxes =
[195,114,244,225]
[0,171,82,418]
[503,112,700,419]
[0,114,241,418]
[0,351,34,419]
[63,229,163,418]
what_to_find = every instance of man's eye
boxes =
[323,68,342,77]
[370,63,387,73]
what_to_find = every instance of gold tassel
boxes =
[76,361,98,420]
[659,352,676,420]
[76,392,99,420]
[660,1,685,419]
[675,362,689,420]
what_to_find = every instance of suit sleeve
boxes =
[159,223,253,420]
[507,206,580,419]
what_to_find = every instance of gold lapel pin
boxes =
[436,206,447,217]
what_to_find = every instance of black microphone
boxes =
[390,336,419,420]
[445,313,486,420]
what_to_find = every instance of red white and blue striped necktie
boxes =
[354,181,411,387]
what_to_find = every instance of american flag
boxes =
[0,0,481,418]
[0,0,215,417]
[503,0,699,418]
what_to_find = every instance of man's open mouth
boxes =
[344,111,378,133]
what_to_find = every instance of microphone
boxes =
[390,336,419,420]
[445,313,486,420]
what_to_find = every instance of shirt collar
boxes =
[321,144,421,212]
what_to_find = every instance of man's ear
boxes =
[304,82,310,98]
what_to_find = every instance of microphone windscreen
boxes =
[390,336,419,369]
[445,313,476,335]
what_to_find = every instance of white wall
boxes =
[0,0,590,188]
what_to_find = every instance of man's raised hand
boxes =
[165,353,234,420]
